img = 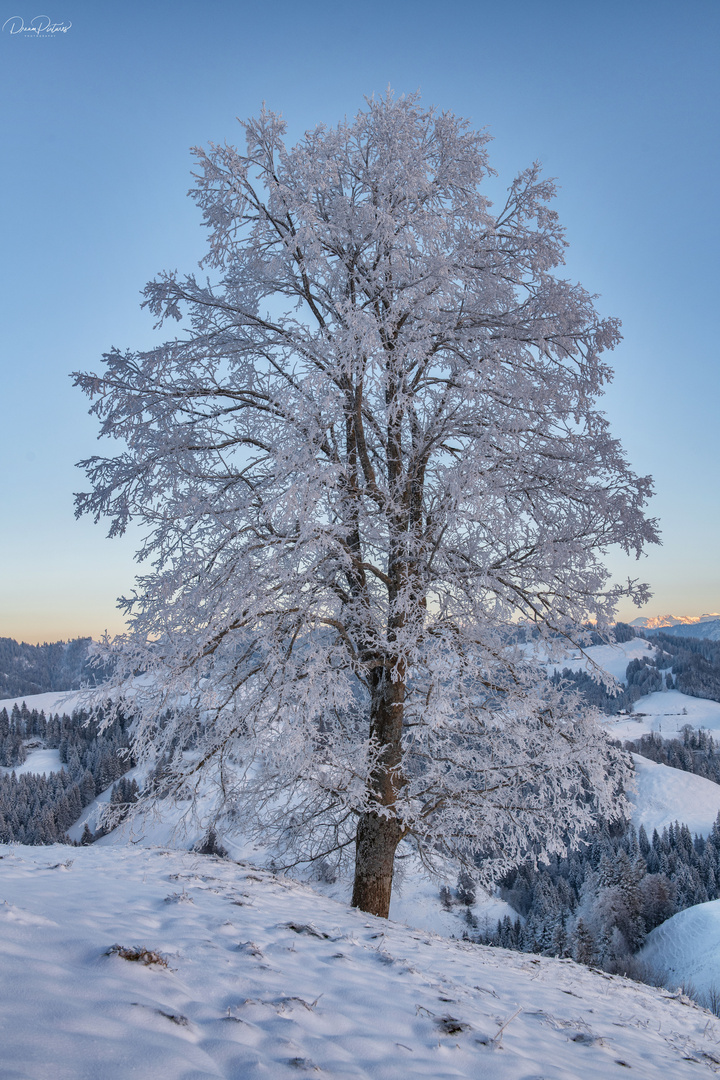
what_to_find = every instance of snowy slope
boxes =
[0,688,91,716]
[606,689,720,740]
[85,789,516,939]
[630,754,720,838]
[640,900,720,1001]
[0,746,61,776]
[2,843,720,1079]
[547,636,655,682]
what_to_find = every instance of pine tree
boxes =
[572,919,596,966]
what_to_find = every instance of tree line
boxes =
[473,812,720,977]
[0,637,106,699]
[552,625,720,715]
[652,631,720,702]
[0,703,135,844]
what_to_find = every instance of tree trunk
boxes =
[351,809,402,917]
[351,666,406,917]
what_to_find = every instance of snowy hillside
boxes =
[607,689,720,740]
[2,843,720,1079]
[546,636,654,682]
[640,900,720,1002]
[630,754,720,838]
[0,687,93,717]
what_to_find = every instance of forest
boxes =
[472,811,720,981]
[0,637,103,699]
[0,702,135,844]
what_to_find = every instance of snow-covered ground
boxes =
[86,785,516,939]
[629,754,720,838]
[1,843,719,1080]
[606,689,720,740]
[0,746,61,776]
[640,900,720,1002]
[0,688,92,717]
[547,636,655,683]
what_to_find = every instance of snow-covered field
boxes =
[547,636,655,682]
[641,900,720,1002]
[0,688,91,717]
[0,746,61,777]
[630,754,720,838]
[81,783,516,939]
[607,689,720,740]
[1,843,720,1080]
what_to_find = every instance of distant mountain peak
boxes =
[630,613,720,629]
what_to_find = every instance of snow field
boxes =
[0,688,91,718]
[607,689,720,740]
[629,753,720,838]
[640,900,720,1002]
[0,746,62,777]
[548,636,656,683]
[1,844,720,1079]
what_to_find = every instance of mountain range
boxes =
[630,613,720,629]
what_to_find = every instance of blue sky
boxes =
[1,0,718,642]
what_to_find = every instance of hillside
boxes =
[2,843,720,1079]
[630,753,720,837]
[0,637,97,698]
[641,900,720,1002]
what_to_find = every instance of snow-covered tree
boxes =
[74,93,657,916]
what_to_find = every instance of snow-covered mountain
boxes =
[631,613,720,630]
[646,619,720,642]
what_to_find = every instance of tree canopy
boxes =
[74,93,658,915]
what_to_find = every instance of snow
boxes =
[387,868,516,940]
[629,754,720,838]
[65,763,149,843]
[0,688,91,716]
[1,843,719,1079]
[82,782,517,938]
[631,613,720,629]
[640,900,720,1001]
[547,636,655,683]
[606,689,720,740]
[0,746,62,776]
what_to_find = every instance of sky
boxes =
[0,0,718,643]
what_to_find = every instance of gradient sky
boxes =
[1,0,718,643]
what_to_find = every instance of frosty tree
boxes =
[75,93,658,917]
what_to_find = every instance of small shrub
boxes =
[456,868,476,906]
[106,944,168,967]
[194,826,228,858]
